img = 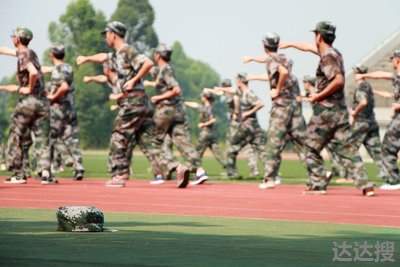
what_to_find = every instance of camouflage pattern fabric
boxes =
[56,206,104,232]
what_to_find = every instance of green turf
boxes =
[0,208,398,267]
[0,150,386,185]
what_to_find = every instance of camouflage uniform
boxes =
[151,64,201,173]
[263,53,307,180]
[305,47,370,190]
[225,93,259,176]
[57,206,104,232]
[6,48,51,179]
[226,89,267,177]
[196,103,226,168]
[47,63,84,176]
[380,74,400,184]
[348,80,386,179]
[107,44,163,178]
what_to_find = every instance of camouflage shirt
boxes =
[315,47,346,108]
[107,44,148,93]
[16,48,45,98]
[265,53,296,103]
[393,73,400,104]
[151,64,181,105]
[199,104,214,130]
[352,80,375,121]
[240,89,259,120]
[48,63,74,105]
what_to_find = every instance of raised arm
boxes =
[242,55,268,64]
[373,89,393,98]
[83,75,108,84]
[41,66,54,74]
[0,84,19,92]
[356,71,394,81]
[76,53,108,65]
[279,42,318,55]
[184,101,201,109]
[0,47,17,57]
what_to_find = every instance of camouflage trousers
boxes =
[109,100,163,178]
[153,104,200,173]
[305,105,370,189]
[380,113,400,184]
[6,96,51,177]
[196,128,226,168]
[264,101,307,179]
[227,120,259,176]
[226,118,267,177]
[325,142,348,177]
[50,104,84,173]
[348,119,387,179]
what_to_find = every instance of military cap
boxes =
[12,27,33,41]
[51,44,65,55]
[390,49,400,60]
[263,32,280,49]
[236,72,248,83]
[220,78,232,87]
[102,21,127,38]
[311,21,336,36]
[352,64,368,74]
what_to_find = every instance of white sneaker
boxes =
[274,176,282,185]
[190,174,208,186]
[0,163,6,171]
[150,175,165,185]
[4,176,27,184]
[379,183,400,190]
[259,180,275,189]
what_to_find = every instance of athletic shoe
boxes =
[274,176,282,185]
[190,173,208,186]
[379,183,400,190]
[4,175,27,184]
[176,165,190,188]
[303,187,327,195]
[105,177,126,188]
[150,175,165,185]
[41,177,58,185]
[363,187,375,197]
[73,170,84,181]
[259,178,275,189]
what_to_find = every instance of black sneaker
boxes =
[73,170,84,181]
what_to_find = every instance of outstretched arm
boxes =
[242,55,268,64]
[41,66,54,74]
[0,84,19,92]
[279,42,318,55]
[184,101,201,109]
[83,75,108,84]
[76,53,108,65]
[0,47,17,57]
[143,80,157,87]
[373,89,393,98]
[356,71,394,81]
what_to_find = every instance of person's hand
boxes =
[151,95,160,104]
[270,89,279,100]
[242,56,253,64]
[308,94,319,103]
[391,103,400,112]
[76,56,87,66]
[355,74,364,81]
[47,94,55,101]
[198,123,205,128]
[18,87,30,95]
[83,76,91,83]
[242,111,250,119]
[109,93,124,101]
[349,109,356,125]
[123,77,138,91]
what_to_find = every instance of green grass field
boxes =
[0,208,399,267]
[0,150,384,185]
[0,151,396,266]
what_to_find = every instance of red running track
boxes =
[0,178,399,228]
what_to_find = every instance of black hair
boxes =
[52,49,65,60]
[320,33,335,45]
[264,45,278,53]
[19,36,31,46]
